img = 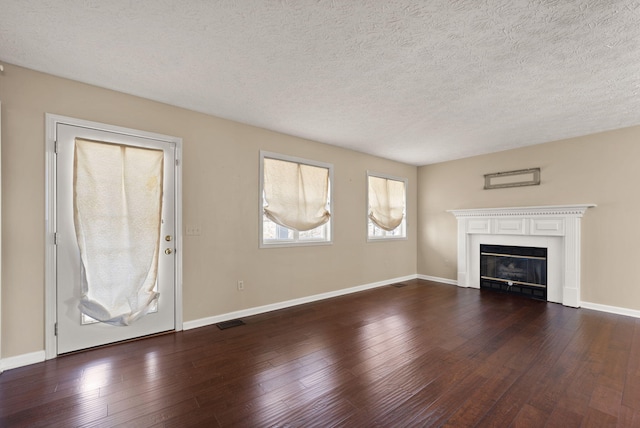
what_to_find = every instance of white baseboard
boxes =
[580,301,640,319]
[0,351,46,372]
[183,274,419,331]
[417,274,458,286]
[418,277,640,318]
[5,281,636,372]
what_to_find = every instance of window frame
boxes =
[366,171,408,242]
[259,151,333,248]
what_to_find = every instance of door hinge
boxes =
[175,159,180,166]
[53,232,58,245]
[54,140,58,154]
[54,323,58,336]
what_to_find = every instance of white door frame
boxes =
[0,101,3,372]
[45,114,183,359]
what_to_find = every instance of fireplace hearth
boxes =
[480,244,547,300]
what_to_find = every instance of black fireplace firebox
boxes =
[480,244,547,300]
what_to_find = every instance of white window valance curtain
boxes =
[368,175,406,231]
[74,138,164,326]
[263,157,330,232]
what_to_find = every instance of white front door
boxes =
[55,122,177,354]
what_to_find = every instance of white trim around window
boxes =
[367,171,408,242]
[259,151,333,248]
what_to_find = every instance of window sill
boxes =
[367,236,408,243]
[260,240,333,249]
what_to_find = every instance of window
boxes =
[367,172,407,240]
[260,151,333,247]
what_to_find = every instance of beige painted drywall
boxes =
[417,126,640,310]
[0,63,417,358]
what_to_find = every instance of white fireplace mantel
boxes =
[448,204,596,307]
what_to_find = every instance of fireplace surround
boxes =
[448,204,595,307]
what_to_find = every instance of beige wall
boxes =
[4,60,637,360]
[417,126,640,310]
[0,63,417,358]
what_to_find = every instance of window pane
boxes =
[299,223,328,241]
[368,218,406,238]
[263,215,294,241]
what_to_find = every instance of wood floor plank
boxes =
[509,404,548,427]
[545,406,584,428]
[441,366,519,427]
[474,310,583,427]
[581,406,619,427]
[590,384,624,418]
[617,405,640,428]
[1,280,639,427]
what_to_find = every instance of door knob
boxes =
[165,248,173,255]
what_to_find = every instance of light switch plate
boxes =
[186,225,201,236]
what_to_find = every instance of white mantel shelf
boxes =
[448,204,596,308]
[448,204,596,218]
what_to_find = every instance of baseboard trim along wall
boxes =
[0,350,46,372]
[4,275,419,371]
[184,274,419,331]
[421,275,640,319]
[4,277,639,372]
[417,275,458,286]
[581,301,640,319]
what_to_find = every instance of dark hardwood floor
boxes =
[1,279,639,427]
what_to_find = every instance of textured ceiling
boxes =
[1,1,639,165]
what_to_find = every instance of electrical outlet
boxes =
[237,280,244,291]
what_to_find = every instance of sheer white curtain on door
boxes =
[74,138,164,326]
